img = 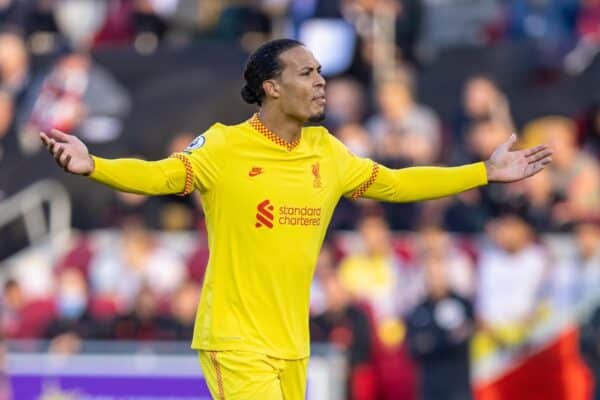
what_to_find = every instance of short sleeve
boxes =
[173,124,226,193]
[327,133,378,199]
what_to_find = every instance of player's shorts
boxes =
[198,350,309,400]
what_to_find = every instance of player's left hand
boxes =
[484,134,553,183]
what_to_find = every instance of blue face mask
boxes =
[58,292,87,319]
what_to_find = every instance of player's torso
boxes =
[193,123,340,357]
[212,125,340,234]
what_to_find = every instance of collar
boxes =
[248,113,300,151]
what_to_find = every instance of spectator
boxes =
[416,224,475,298]
[54,234,94,279]
[473,212,549,359]
[335,123,374,159]
[323,77,367,131]
[462,117,514,220]
[1,278,26,338]
[310,242,338,317]
[522,116,600,228]
[406,253,475,400]
[454,76,513,156]
[310,270,375,399]
[465,117,511,163]
[44,268,105,353]
[551,220,600,313]
[89,216,187,309]
[17,52,131,153]
[367,69,442,166]
[442,189,489,233]
[447,79,514,222]
[1,277,56,339]
[0,32,28,161]
[110,285,178,341]
[342,0,424,68]
[495,150,559,231]
[48,268,91,329]
[442,190,489,234]
[0,32,30,101]
[339,213,422,347]
[512,167,558,232]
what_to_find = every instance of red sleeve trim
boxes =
[170,153,194,196]
[350,163,380,200]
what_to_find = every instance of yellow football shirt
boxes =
[181,115,375,359]
[89,113,487,359]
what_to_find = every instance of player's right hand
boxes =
[39,129,95,175]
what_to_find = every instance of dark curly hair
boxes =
[241,39,304,106]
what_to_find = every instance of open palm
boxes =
[39,129,95,175]
[485,134,553,183]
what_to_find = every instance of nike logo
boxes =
[249,167,263,177]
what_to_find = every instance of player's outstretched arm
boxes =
[40,129,189,196]
[359,134,552,203]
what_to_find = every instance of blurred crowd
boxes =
[2,1,600,400]
[2,212,600,399]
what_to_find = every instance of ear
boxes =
[262,79,281,100]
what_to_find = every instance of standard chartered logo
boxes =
[278,205,321,226]
[255,199,275,228]
[255,200,322,228]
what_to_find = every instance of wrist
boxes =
[484,160,495,182]
[83,155,95,176]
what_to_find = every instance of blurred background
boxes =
[1,0,600,399]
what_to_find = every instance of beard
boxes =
[308,111,326,123]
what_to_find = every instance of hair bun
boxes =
[241,85,258,105]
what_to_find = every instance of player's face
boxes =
[276,46,326,123]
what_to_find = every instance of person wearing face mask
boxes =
[44,268,105,352]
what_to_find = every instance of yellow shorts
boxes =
[198,350,309,400]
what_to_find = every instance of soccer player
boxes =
[40,39,552,399]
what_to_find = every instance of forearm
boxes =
[363,162,488,202]
[88,156,187,195]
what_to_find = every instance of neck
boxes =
[258,107,304,144]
